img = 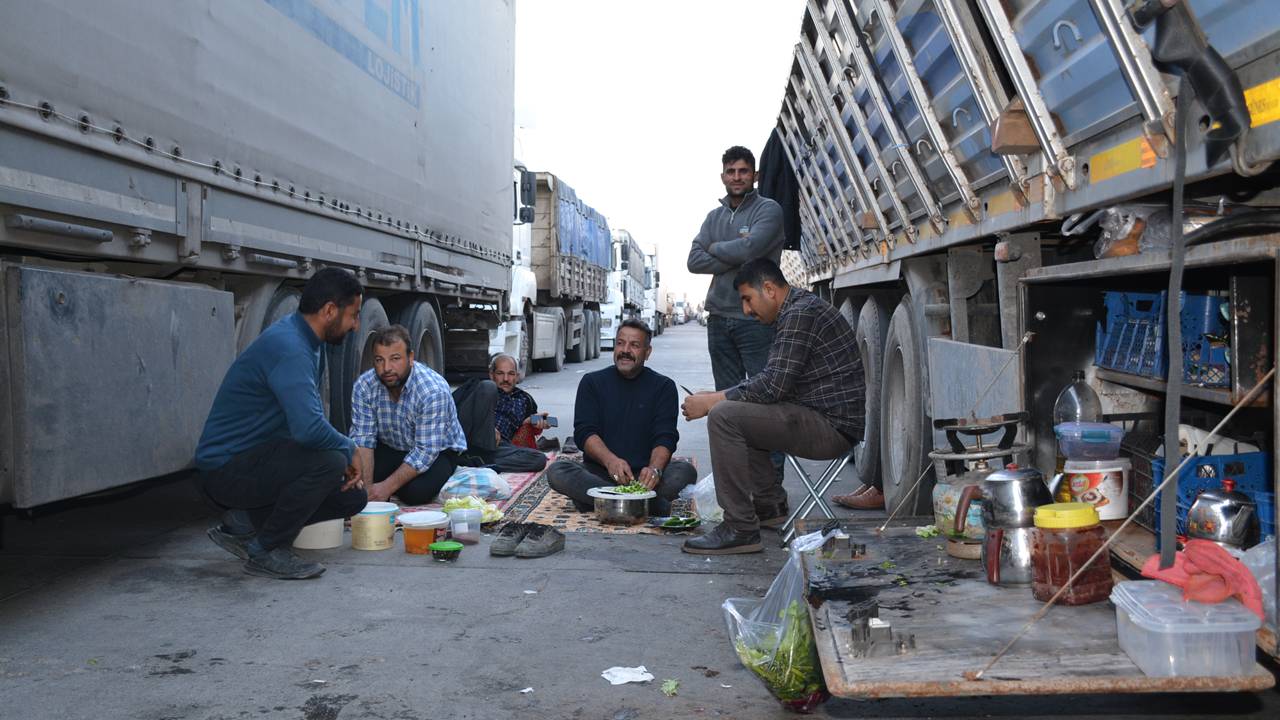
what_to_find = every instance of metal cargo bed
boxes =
[798,519,1275,698]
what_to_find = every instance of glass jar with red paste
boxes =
[1031,502,1113,605]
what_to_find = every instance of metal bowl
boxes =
[588,487,656,525]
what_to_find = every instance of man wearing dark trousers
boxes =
[680,259,864,554]
[687,145,786,479]
[351,325,467,505]
[545,320,697,516]
[196,268,366,579]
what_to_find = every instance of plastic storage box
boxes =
[1093,291,1230,387]
[1111,580,1260,677]
[1054,422,1124,460]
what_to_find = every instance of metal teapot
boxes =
[955,464,1054,586]
[1186,479,1260,550]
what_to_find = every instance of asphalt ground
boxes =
[1,321,1277,719]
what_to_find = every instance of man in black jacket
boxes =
[545,320,696,515]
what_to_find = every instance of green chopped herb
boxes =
[661,679,680,697]
[612,483,649,494]
[878,560,896,570]
[914,525,940,538]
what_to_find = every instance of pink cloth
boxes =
[1140,539,1264,620]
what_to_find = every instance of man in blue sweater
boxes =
[545,320,696,516]
[196,268,366,579]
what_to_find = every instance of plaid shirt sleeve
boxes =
[402,373,467,472]
[348,373,378,449]
[724,297,813,404]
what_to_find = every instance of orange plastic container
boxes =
[398,511,449,555]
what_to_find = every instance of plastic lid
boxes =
[359,501,399,514]
[1054,422,1124,441]
[1034,502,1100,528]
[1110,580,1261,634]
[1062,458,1132,471]
[398,510,448,528]
[429,540,463,551]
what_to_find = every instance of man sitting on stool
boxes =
[545,320,696,515]
[680,258,864,554]
[351,325,467,505]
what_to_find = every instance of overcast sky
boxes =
[514,0,807,305]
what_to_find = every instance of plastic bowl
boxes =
[430,540,463,562]
[292,518,343,550]
[399,510,449,555]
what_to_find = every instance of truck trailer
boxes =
[775,0,1280,682]
[0,0,515,508]
[600,229,647,349]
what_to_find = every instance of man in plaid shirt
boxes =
[350,325,467,505]
[680,258,863,554]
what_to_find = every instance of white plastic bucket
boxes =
[1060,459,1130,520]
[351,501,398,550]
[293,518,343,550]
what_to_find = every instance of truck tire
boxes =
[534,318,564,372]
[568,314,588,363]
[396,299,445,374]
[590,310,601,359]
[583,310,596,360]
[852,296,889,492]
[879,295,932,516]
[329,297,390,434]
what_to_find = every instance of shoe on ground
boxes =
[833,485,884,510]
[536,436,561,452]
[682,523,763,555]
[207,525,255,560]
[220,508,256,536]
[561,437,580,454]
[490,522,531,556]
[242,546,326,579]
[515,524,565,558]
[756,502,790,530]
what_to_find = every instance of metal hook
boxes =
[1052,20,1083,51]
[952,106,971,129]
[915,138,934,157]
[890,160,904,178]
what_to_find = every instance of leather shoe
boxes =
[682,523,763,555]
[833,485,884,510]
[756,502,790,529]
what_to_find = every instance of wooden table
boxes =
[797,518,1275,698]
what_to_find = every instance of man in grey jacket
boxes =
[687,146,785,392]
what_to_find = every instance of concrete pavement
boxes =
[1,322,1277,719]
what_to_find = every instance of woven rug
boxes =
[502,455,699,536]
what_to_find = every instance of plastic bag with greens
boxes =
[722,530,831,713]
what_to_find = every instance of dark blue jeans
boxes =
[707,315,775,391]
[706,314,784,482]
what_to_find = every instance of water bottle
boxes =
[1052,372,1103,500]
[1053,371,1103,426]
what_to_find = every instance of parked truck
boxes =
[0,0,515,508]
[777,0,1279,675]
[600,229,647,349]
[643,247,664,335]
[500,171,610,373]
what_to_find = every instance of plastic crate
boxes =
[1094,291,1230,387]
[1148,451,1274,547]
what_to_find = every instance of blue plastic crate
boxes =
[1094,291,1230,387]
[1150,451,1273,548]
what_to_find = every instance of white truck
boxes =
[495,170,610,373]
[0,0,515,508]
[642,247,663,335]
[599,229,646,350]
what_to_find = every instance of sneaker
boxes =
[490,522,531,557]
[514,524,565,558]
[536,436,561,452]
[561,436,579,454]
[242,546,326,580]
[207,525,254,560]
[682,523,763,555]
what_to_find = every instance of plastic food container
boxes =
[351,501,399,550]
[448,508,483,544]
[1055,458,1131,520]
[1054,422,1124,460]
[398,510,449,555]
[1111,580,1261,676]
[1031,503,1112,605]
[429,540,463,562]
